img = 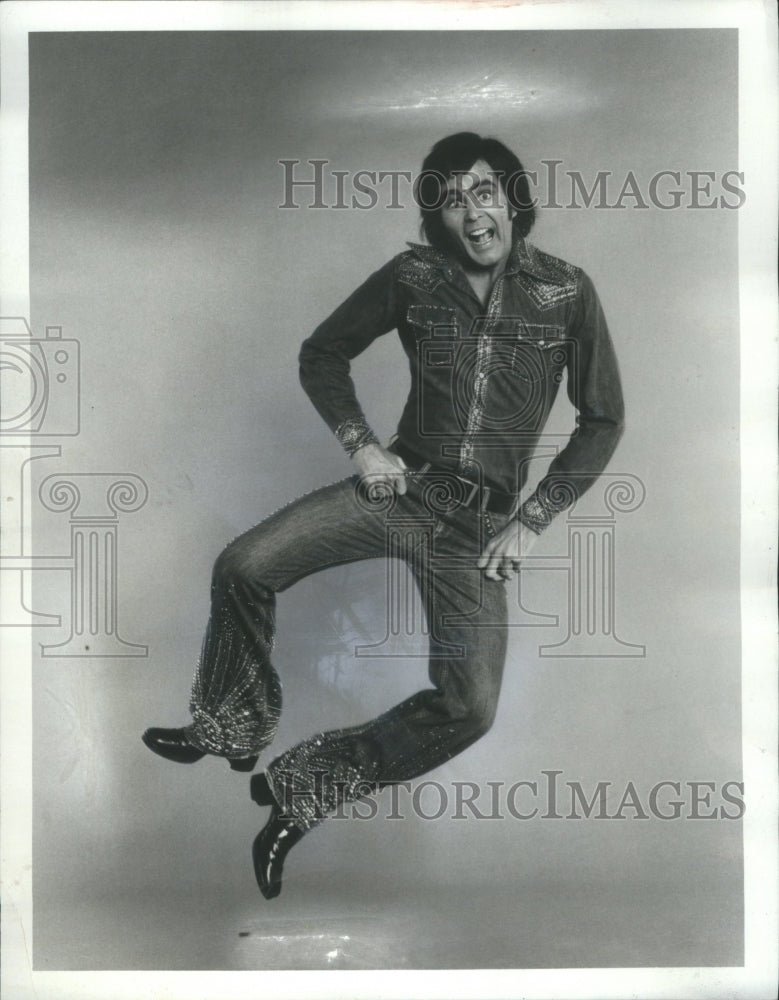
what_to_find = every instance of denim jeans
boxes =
[188,472,511,831]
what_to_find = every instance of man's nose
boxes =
[464,193,483,219]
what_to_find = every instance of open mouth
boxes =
[466,227,495,248]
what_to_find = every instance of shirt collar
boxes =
[406,236,570,287]
[405,242,456,282]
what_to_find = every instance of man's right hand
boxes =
[352,443,408,495]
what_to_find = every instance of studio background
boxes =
[27,30,742,970]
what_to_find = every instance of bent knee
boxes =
[211,542,273,595]
[449,697,498,743]
[467,702,498,741]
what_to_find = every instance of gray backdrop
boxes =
[28,30,742,970]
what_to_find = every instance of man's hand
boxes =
[352,442,408,495]
[477,519,538,581]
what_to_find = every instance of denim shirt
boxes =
[298,235,624,533]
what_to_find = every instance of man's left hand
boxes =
[477,520,538,581]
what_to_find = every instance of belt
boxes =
[390,440,519,517]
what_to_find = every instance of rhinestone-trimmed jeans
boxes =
[188,473,511,831]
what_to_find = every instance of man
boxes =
[143,132,624,899]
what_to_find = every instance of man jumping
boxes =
[143,131,624,899]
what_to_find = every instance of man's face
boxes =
[439,159,515,271]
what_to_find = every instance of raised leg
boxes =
[264,504,510,829]
[185,476,402,760]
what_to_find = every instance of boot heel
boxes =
[252,808,306,900]
[250,772,276,806]
[229,755,259,772]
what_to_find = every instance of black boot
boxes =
[142,727,258,771]
[252,808,306,900]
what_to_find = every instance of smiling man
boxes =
[143,132,624,899]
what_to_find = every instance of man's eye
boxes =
[478,190,494,203]
[446,196,464,208]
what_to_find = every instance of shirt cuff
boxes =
[335,416,380,457]
[517,493,556,534]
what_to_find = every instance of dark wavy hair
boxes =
[414,132,536,249]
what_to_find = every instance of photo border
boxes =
[1,2,776,998]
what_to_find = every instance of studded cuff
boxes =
[518,476,582,533]
[335,416,380,457]
[517,494,554,534]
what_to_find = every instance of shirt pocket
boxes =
[509,322,568,384]
[406,305,460,366]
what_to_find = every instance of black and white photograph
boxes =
[0,2,776,998]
